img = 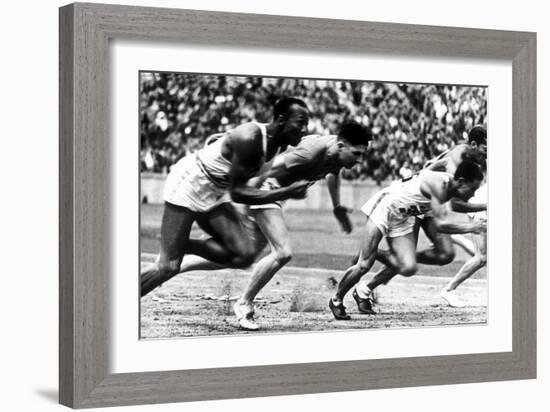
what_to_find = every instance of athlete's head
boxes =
[468,125,487,153]
[462,125,487,171]
[453,160,484,201]
[335,121,372,168]
[273,97,310,146]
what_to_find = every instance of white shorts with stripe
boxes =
[163,154,231,213]
[360,190,416,238]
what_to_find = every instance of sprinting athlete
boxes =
[232,121,371,329]
[357,126,488,313]
[424,125,487,175]
[170,122,371,330]
[329,161,486,320]
[417,125,487,264]
[141,97,311,297]
[440,183,487,307]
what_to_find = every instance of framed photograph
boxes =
[138,71,490,339]
[59,2,536,408]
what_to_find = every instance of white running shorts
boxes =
[163,154,231,212]
[360,190,415,238]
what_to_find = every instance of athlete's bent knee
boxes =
[437,250,455,265]
[356,256,375,275]
[399,262,418,277]
[158,259,182,280]
[274,246,292,266]
[474,254,487,268]
[478,254,487,267]
[230,248,257,268]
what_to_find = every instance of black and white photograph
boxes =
[139,72,488,339]
[3,0,544,410]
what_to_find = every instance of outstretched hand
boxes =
[333,205,353,234]
[473,218,487,234]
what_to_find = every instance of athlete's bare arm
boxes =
[248,137,324,186]
[260,138,324,183]
[227,124,309,204]
[241,154,306,189]
[450,198,487,213]
[448,144,468,167]
[421,175,485,234]
[257,154,287,180]
[326,172,341,207]
[326,172,353,233]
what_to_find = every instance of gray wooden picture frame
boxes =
[59,2,536,408]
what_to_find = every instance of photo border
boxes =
[59,2,536,408]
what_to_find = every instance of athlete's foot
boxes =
[233,301,260,331]
[329,298,351,320]
[352,289,376,314]
[440,288,466,308]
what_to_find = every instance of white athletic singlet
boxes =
[388,170,451,219]
[196,122,268,189]
[163,122,268,212]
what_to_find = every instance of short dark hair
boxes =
[454,160,484,182]
[273,97,308,119]
[462,147,487,171]
[468,125,487,145]
[338,121,372,147]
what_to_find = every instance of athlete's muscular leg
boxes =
[238,207,292,305]
[367,231,418,291]
[445,227,487,291]
[177,212,267,273]
[451,234,475,257]
[140,202,195,297]
[370,221,421,287]
[190,203,260,268]
[333,219,383,303]
[371,216,455,286]
[370,216,454,287]
[176,255,225,274]
[369,250,402,289]
[416,216,455,265]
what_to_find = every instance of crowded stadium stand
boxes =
[140,72,486,184]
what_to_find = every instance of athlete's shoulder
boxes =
[423,169,452,180]
[295,134,329,154]
[451,143,469,157]
[420,170,451,193]
[453,143,469,149]
[230,122,264,142]
[296,133,325,145]
[228,122,265,160]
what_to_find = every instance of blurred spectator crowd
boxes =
[140,72,486,183]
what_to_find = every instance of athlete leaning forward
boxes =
[231,121,372,330]
[333,126,487,316]
[328,158,487,320]
[140,97,312,297]
[144,118,372,330]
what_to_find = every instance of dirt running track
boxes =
[139,204,487,338]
